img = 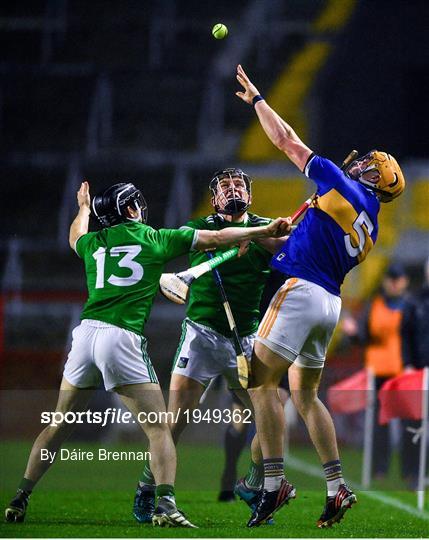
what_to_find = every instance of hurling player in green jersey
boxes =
[5,180,291,528]
[134,168,291,523]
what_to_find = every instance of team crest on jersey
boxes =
[178,357,189,368]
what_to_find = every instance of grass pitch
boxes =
[0,441,428,537]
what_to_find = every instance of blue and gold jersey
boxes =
[272,155,380,296]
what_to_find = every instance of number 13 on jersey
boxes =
[93,245,144,288]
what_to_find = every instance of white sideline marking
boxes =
[287,454,429,521]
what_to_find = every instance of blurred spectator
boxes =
[343,263,409,479]
[400,256,429,487]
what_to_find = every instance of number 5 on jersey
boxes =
[93,245,144,288]
[344,210,374,261]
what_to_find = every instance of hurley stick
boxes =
[206,251,251,388]
[159,195,316,305]
[160,150,356,305]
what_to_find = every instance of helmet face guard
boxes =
[209,168,252,215]
[345,150,405,203]
[92,182,148,227]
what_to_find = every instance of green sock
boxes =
[140,462,155,487]
[156,484,175,500]
[245,460,264,490]
[18,478,35,493]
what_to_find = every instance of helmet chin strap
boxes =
[357,175,376,189]
[215,188,250,215]
[355,175,390,201]
[220,198,248,215]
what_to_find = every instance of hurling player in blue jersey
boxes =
[235,64,405,528]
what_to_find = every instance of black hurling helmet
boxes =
[209,168,252,215]
[92,182,148,227]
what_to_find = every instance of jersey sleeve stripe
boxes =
[251,219,271,225]
[249,216,270,222]
[249,215,271,225]
[73,235,85,257]
[303,152,316,177]
[190,230,199,250]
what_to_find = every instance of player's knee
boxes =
[247,384,279,410]
[291,389,318,416]
[143,418,172,441]
[249,369,280,391]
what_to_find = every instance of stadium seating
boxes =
[0,164,66,238]
[2,71,94,153]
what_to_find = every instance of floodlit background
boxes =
[0,0,428,511]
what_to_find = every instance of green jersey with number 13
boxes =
[75,221,196,335]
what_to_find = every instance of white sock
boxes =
[263,458,285,492]
[264,474,284,492]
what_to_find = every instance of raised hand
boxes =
[77,181,91,209]
[235,64,260,105]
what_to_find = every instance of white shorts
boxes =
[172,318,255,389]
[63,319,158,391]
[256,278,341,369]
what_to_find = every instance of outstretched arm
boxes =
[236,64,313,172]
[69,181,91,250]
[195,217,292,251]
[254,235,290,255]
